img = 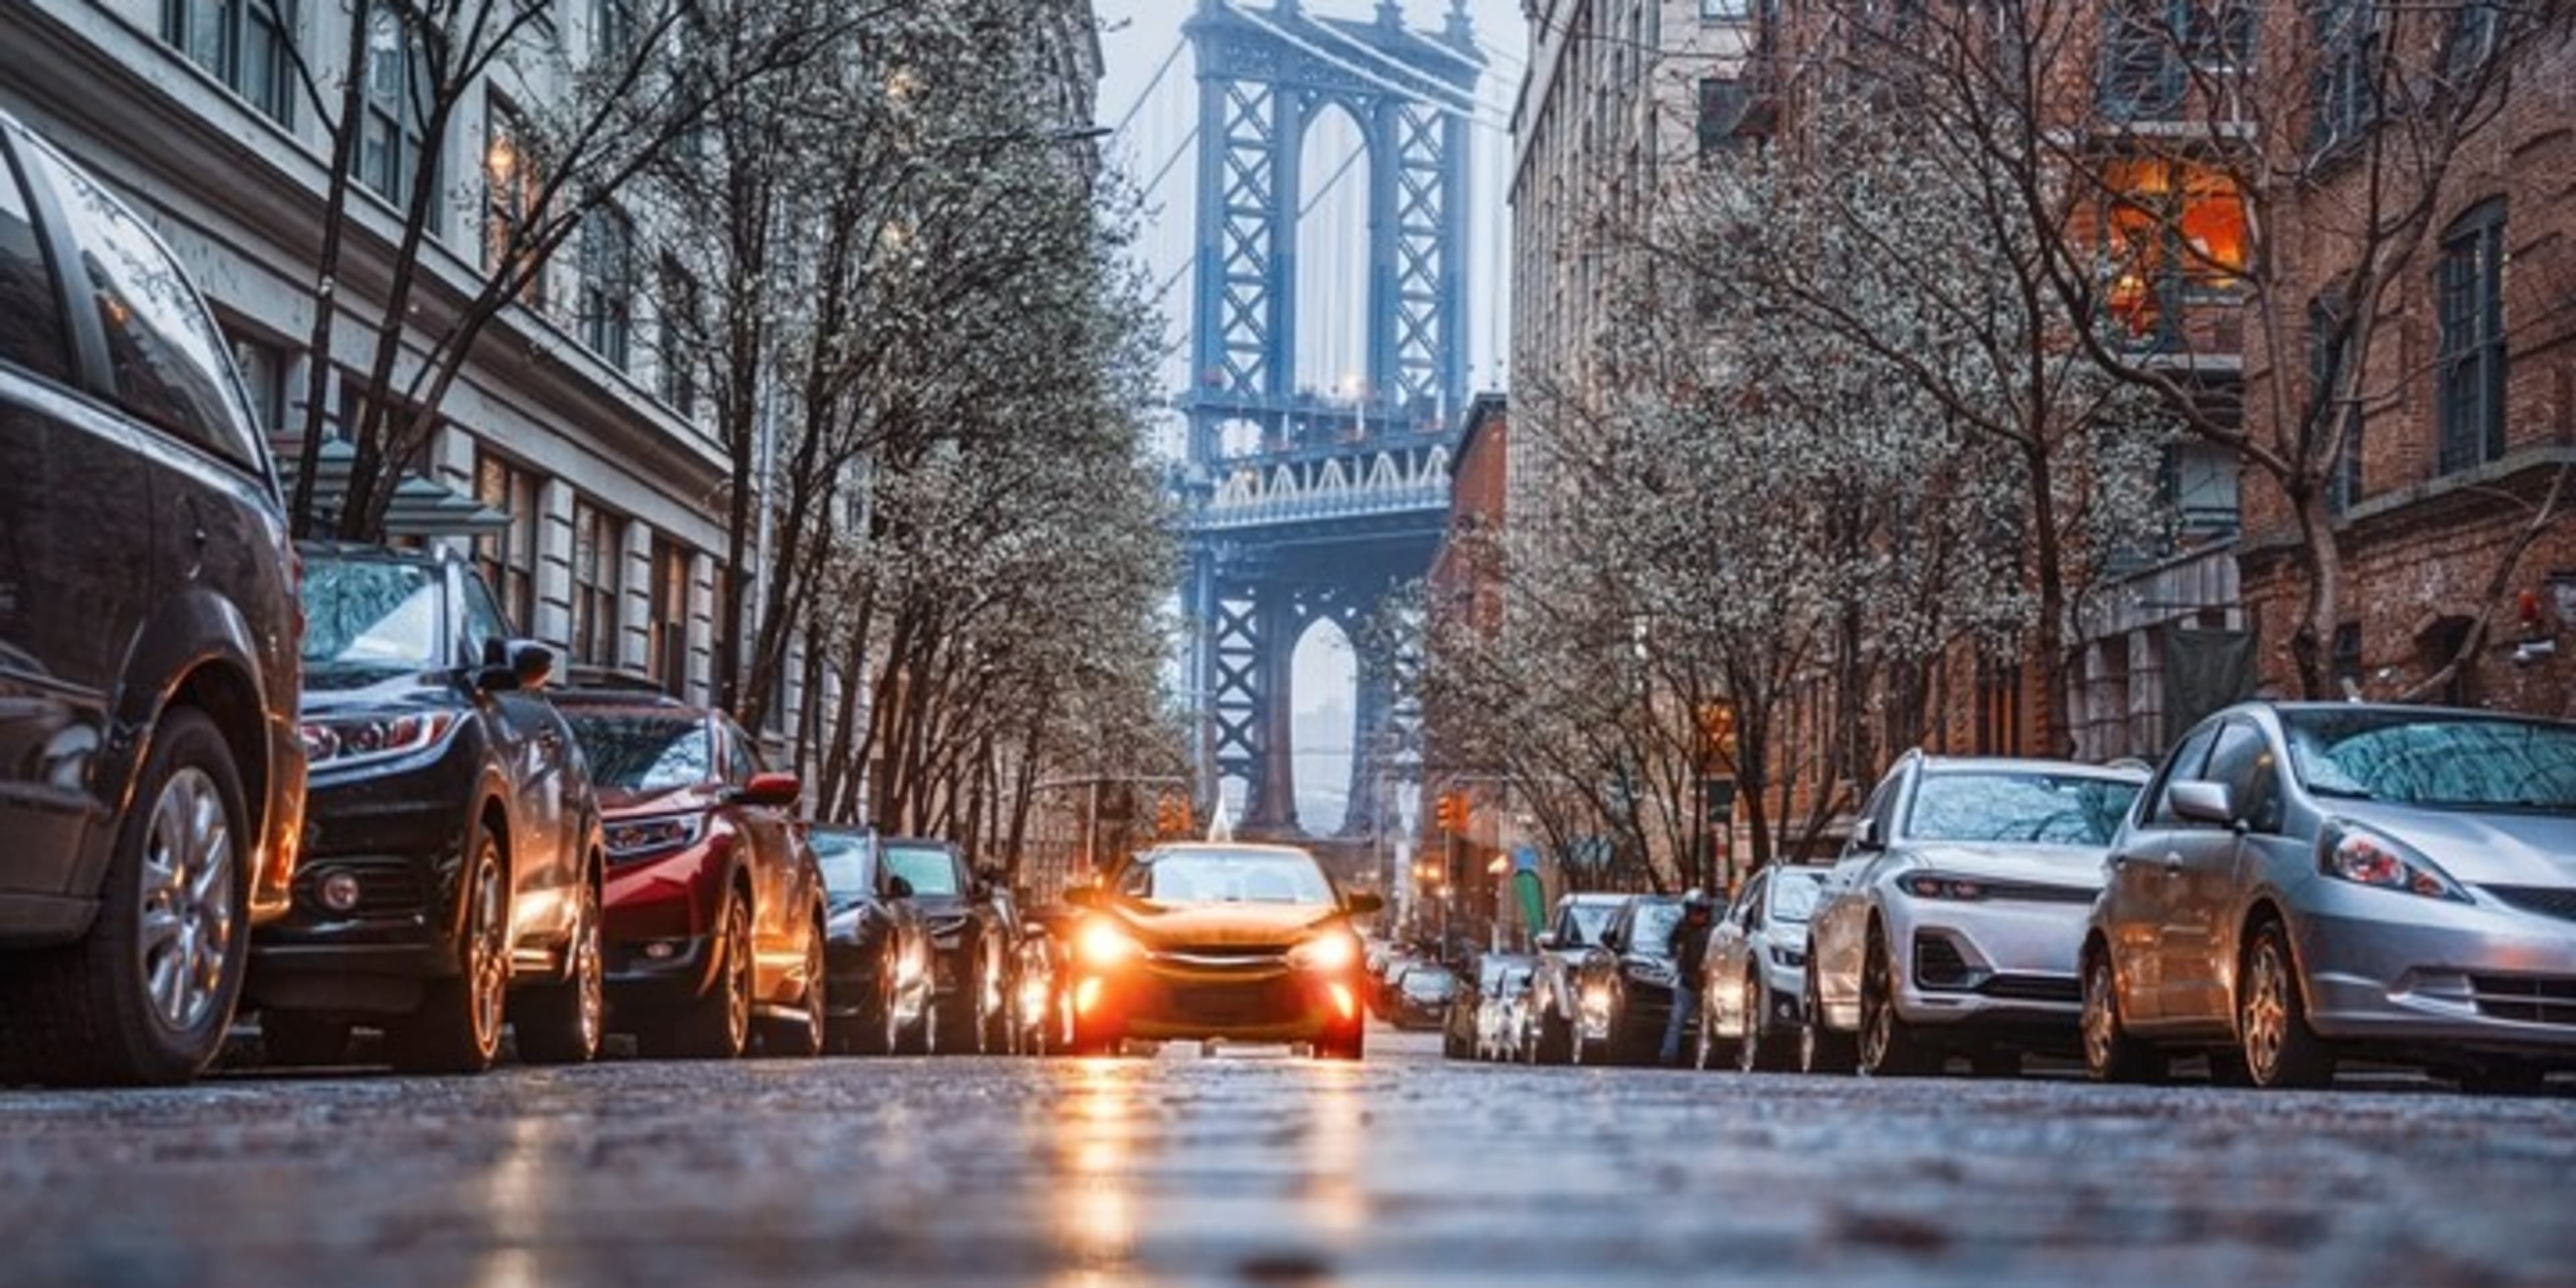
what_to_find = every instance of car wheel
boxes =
[388,832,510,1075]
[0,710,251,1087]
[1738,974,1786,1073]
[258,1012,354,1069]
[645,894,753,1061]
[858,948,902,1055]
[757,924,827,1059]
[1316,1020,1365,1061]
[515,873,603,1067]
[2081,947,2165,1085]
[1799,959,1857,1075]
[981,955,1010,1055]
[2239,919,2334,1090]
[904,986,938,1055]
[1535,1005,1574,1066]
[1693,1000,1717,1071]
[1857,932,1933,1077]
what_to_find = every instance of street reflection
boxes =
[1049,1058,1148,1284]
[1302,1062,1366,1239]
[470,1108,555,1288]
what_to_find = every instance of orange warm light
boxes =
[1329,983,1356,1022]
[1075,976,1106,1016]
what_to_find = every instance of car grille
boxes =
[1976,879,2098,905]
[2469,974,2576,1026]
[1913,934,1976,989]
[2482,885,2576,924]
[295,859,428,919]
[1976,974,2082,1004]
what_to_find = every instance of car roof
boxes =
[1137,841,1318,859]
[1562,892,1627,906]
[297,540,458,570]
[1914,754,2150,782]
[551,690,703,716]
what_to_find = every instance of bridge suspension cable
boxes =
[1137,124,1201,205]
[1108,34,1187,144]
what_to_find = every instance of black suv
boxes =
[880,838,1007,1055]
[0,116,304,1086]
[247,545,604,1074]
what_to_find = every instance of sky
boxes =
[1094,0,1527,834]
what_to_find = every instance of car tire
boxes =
[902,988,938,1056]
[1739,974,1790,1073]
[2081,947,2165,1085]
[0,709,252,1088]
[2204,1049,2253,1087]
[1857,932,1933,1078]
[644,894,753,1061]
[258,1012,354,1069]
[387,830,511,1076]
[850,947,902,1056]
[2239,918,2334,1090]
[758,922,827,1059]
[1799,959,1857,1075]
[1534,1005,1574,1066]
[1316,1020,1365,1062]
[515,871,603,1067]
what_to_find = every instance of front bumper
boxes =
[246,742,476,1008]
[603,932,718,1012]
[1077,953,1360,1042]
[1891,897,2091,1030]
[2293,879,2576,1059]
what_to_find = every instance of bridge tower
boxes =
[1178,0,1481,851]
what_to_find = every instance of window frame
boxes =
[356,6,438,227]
[162,1,300,127]
[579,204,635,368]
[472,449,543,634]
[568,495,623,670]
[2434,198,2508,476]
[0,133,76,384]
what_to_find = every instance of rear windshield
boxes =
[568,714,712,792]
[809,830,873,897]
[885,844,963,896]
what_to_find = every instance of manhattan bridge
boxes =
[1118,0,1503,875]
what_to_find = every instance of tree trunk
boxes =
[286,0,375,539]
[2023,437,2074,758]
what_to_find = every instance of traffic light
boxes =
[1434,791,1466,835]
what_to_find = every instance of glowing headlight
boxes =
[1289,931,1360,972]
[604,812,706,859]
[299,710,456,769]
[1077,919,1141,967]
[1898,872,1989,902]
[2319,822,2468,902]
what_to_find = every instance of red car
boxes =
[552,685,827,1059]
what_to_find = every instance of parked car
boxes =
[248,545,602,1074]
[806,825,932,1055]
[1696,865,1828,1071]
[1064,843,1379,1059]
[1572,896,1686,1065]
[553,687,827,1060]
[1524,893,1627,1064]
[0,115,305,1086]
[1008,912,1064,1057]
[1021,902,1087,1058]
[1802,753,2146,1078]
[881,838,1006,1054]
[1386,962,1459,1031]
[2082,703,2576,1092]
[1442,957,1485,1059]
[1472,953,1537,1061]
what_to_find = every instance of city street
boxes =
[5,1030,2575,1287]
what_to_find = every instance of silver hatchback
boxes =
[2081,702,2576,1091]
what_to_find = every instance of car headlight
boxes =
[1769,943,1807,969]
[299,710,457,770]
[1076,919,1141,968]
[1289,931,1360,972]
[2318,821,2469,902]
[604,812,706,860]
[1898,872,1989,901]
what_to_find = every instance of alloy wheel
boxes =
[137,767,235,1033]
[1860,944,1894,1072]
[2243,936,2292,1085]
[882,949,904,1055]
[574,881,604,1057]
[722,902,752,1056]
[2082,957,2119,1075]
[466,845,509,1056]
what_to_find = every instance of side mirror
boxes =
[2169,780,2239,828]
[1534,932,1559,951]
[1344,890,1385,916]
[1601,928,1625,953]
[1063,885,1099,909]
[1850,818,1884,852]
[477,639,555,692]
[739,771,800,810]
[886,875,916,900]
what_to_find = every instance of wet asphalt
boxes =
[3,1028,2573,1287]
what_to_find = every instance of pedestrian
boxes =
[1661,889,1717,1067]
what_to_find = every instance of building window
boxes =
[570,498,624,669]
[229,334,288,437]
[657,256,700,416]
[2434,199,2507,476]
[1696,78,1748,157]
[474,451,543,633]
[649,536,691,696]
[163,1,298,125]
[594,0,637,66]
[2311,0,2378,155]
[580,206,635,368]
[1699,0,1750,19]
[482,95,546,304]
[358,7,437,223]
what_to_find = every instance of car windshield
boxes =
[1769,872,1826,923]
[1122,848,1335,906]
[1906,771,2141,845]
[1401,969,1456,1000]
[301,557,441,669]
[1627,901,1682,957]
[1562,902,1617,947]
[808,830,873,899]
[568,714,711,791]
[883,844,963,897]
[2284,709,2576,811]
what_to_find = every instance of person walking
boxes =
[1662,889,1717,1067]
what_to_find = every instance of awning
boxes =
[274,436,511,537]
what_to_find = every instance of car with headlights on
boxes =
[2082,703,2576,1093]
[1570,896,1686,1065]
[1802,753,2145,1078]
[552,689,826,1060]
[1696,865,1827,1071]
[1524,892,1625,1064]
[0,115,305,1087]
[804,825,932,1055]
[247,546,602,1074]
[1062,843,1381,1060]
